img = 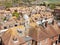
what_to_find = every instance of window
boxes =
[58,34,60,43]
[0,37,2,45]
[13,37,18,43]
[28,41,31,45]
[4,26,7,29]
[55,40,58,44]
[13,37,17,41]
[17,29,22,34]
[9,25,13,28]
[15,24,18,27]
[52,20,54,25]
[35,18,37,20]
[18,30,22,33]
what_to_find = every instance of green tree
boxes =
[3,0,12,8]
[49,4,56,9]
[12,0,22,6]
[12,0,19,4]
[5,2,12,8]
[3,17,7,21]
[12,10,20,19]
[22,0,36,5]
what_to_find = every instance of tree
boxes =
[3,17,7,21]
[12,0,18,4]
[3,0,12,8]
[49,4,56,9]
[12,0,22,6]
[5,2,12,8]
[12,10,20,19]
[22,0,36,5]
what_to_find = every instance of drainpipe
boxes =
[58,34,60,43]
[0,37,2,45]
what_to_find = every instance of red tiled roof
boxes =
[51,21,60,34]
[45,24,58,37]
[1,29,25,45]
[29,26,49,41]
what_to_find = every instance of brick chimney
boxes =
[52,20,54,25]
[44,21,48,27]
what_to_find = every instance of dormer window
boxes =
[13,37,18,43]
[36,21,42,26]
[45,22,47,27]
[15,24,18,27]
[52,20,54,25]
[17,29,22,34]
[9,25,13,28]
[58,34,60,43]
[0,37,2,45]
[4,26,7,29]
[35,18,37,20]
[13,37,17,41]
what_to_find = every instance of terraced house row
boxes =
[0,6,60,45]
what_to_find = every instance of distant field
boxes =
[0,0,60,7]
[44,0,60,5]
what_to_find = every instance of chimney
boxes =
[55,40,58,44]
[0,37,2,45]
[13,37,18,43]
[58,34,60,43]
[44,21,48,27]
[52,20,54,25]
[42,21,48,28]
